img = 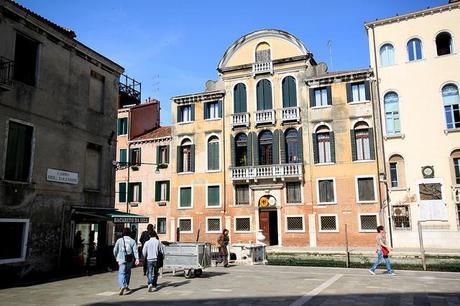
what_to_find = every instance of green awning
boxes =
[72,207,149,223]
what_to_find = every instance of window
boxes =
[177,139,194,173]
[207,185,220,207]
[235,185,249,205]
[119,149,127,165]
[177,105,194,123]
[286,182,302,204]
[390,163,398,188]
[384,92,401,134]
[155,181,170,202]
[157,145,169,165]
[314,125,334,164]
[234,133,248,167]
[286,216,304,232]
[157,218,166,235]
[392,205,411,230]
[234,83,247,113]
[259,130,273,165]
[85,143,101,190]
[204,101,222,119]
[282,76,297,107]
[380,43,395,66]
[235,217,251,232]
[130,148,141,165]
[452,150,460,184]
[179,186,192,208]
[407,38,423,61]
[319,215,338,232]
[14,34,38,86]
[352,122,374,161]
[119,182,127,202]
[4,121,33,182]
[436,32,453,56]
[256,79,272,110]
[255,42,271,62]
[352,82,366,102]
[0,219,30,264]
[128,182,142,202]
[207,136,220,171]
[206,218,221,233]
[178,218,192,233]
[317,179,336,204]
[117,118,128,135]
[310,87,331,107]
[359,215,378,232]
[285,129,299,163]
[89,70,105,112]
[442,84,460,129]
[389,154,405,188]
[356,177,376,203]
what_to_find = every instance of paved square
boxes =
[0,265,459,305]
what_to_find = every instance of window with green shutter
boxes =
[282,76,297,107]
[119,149,127,165]
[256,79,272,110]
[204,101,221,120]
[207,136,220,171]
[157,218,167,234]
[117,118,128,135]
[207,185,220,207]
[5,121,33,182]
[128,182,142,203]
[234,83,247,113]
[179,187,192,208]
[119,182,127,202]
[155,180,170,202]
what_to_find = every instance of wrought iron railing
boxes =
[0,56,14,88]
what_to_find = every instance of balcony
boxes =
[119,74,141,108]
[231,112,250,128]
[252,61,273,76]
[0,56,14,91]
[231,163,303,181]
[255,109,276,126]
[281,106,301,123]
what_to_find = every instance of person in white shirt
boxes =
[113,227,139,295]
[142,230,164,292]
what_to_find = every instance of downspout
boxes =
[222,96,227,215]
[369,24,393,247]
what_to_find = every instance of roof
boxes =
[306,68,373,84]
[131,126,171,141]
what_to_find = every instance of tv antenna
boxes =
[327,40,334,71]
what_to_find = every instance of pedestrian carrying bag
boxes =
[381,246,390,258]
[122,237,134,263]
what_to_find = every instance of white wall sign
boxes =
[47,168,79,185]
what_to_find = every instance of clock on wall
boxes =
[421,166,434,178]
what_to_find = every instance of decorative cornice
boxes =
[128,136,172,145]
[306,69,373,86]
[172,90,225,105]
[218,55,312,73]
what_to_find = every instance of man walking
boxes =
[140,224,154,275]
[142,230,163,292]
[369,225,395,276]
[113,227,139,295]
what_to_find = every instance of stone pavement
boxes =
[0,265,459,306]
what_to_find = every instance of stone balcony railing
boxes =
[281,106,301,123]
[255,109,276,125]
[252,61,273,75]
[230,163,303,181]
[231,112,250,128]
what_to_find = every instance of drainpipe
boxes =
[222,96,227,215]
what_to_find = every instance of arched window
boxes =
[352,122,374,161]
[285,129,299,163]
[436,32,453,56]
[407,38,423,61]
[314,125,334,164]
[177,138,194,173]
[258,130,273,165]
[233,83,247,113]
[389,154,405,188]
[380,43,395,66]
[282,76,297,107]
[235,133,248,167]
[255,42,271,62]
[442,84,460,129]
[256,79,272,110]
[207,136,220,171]
[384,92,401,134]
[451,150,460,185]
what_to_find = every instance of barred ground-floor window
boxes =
[359,214,378,232]
[319,215,338,232]
[392,205,411,230]
[286,216,304,232]
[206,217,221,233]
[235,217,251,232]
[178,218,192,233]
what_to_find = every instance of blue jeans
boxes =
[118,262,133,288]
[370,250,392,273]
[146,260,159,286]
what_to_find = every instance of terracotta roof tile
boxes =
[131,126,171,141]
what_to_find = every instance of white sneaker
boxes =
[369,270,376,275]
[389,272,396,276]
[148,284,153,292]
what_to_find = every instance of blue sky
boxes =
[19,0,445,125]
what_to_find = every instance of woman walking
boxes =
[217,229,230,267]
[369,225,396,276]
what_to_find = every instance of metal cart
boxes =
[163,243,211,278]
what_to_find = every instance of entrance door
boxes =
[259,210,278,245]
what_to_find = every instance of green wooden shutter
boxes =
[350,130,357,161]
[234,86,240,113]
[330,131,336,163]
[166,180,170,201]
[346,83,353,103]
[156,146,161,165]
[256,81,264,110]
[138,148,142,164]
[214,141,219,169]
[280,130,286,163]
[273,130,280,164]
[117,119,121,135]
[119,182,126,202]
[327,86,332,105]
[155,181,161,201]
[240,84,247,112]
[297,127,303,162]
[368,128,375,160]
[176,146,183,173]
[290,77,297,107]
[165,145,170,163]
[191,104,195,121]
[204,103,209,119]
[247,133,253,166]
[190,144,195,172]
[119,149,126,164]
[264,80,272,109]
[253,132,259,165]
[312,133,319,164]
[127,183,133,202]
[177,106,183,122]
[218,100,222,118]
[230,135,236,167]
[5,122,32,181]
[309,88,316,108]
[282,78,289,108]
[364,81,371,101]
[138,183,142,202]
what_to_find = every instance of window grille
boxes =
[360,215,378,231]
[179,219,192,232]
[207,218,221,232]
[287,217,303,231]
[320,216,337,231]
[235,218,250,231]
[392,205,411,230]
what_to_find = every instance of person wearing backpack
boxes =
[113,227,140,295]
[142,230,164,292]
[369,225,396,276]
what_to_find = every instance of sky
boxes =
[18,0,445,125]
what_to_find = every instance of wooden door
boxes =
[259,211,270,245]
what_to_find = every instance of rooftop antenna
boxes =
[327,40,334,71]
[152,74,160,93]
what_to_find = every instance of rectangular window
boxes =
[14,34,39,86]
[351,82,366,102]
[235,185,249,205]
[286,216,304,232]
[4,121,33,182]
[204,101,220,119]
[178,105,192,122]
[119,149,127,165]
[392,205,411,230]
[128,182,142,202]
[319,215,338,232]
[179,187,192,208]
[286,182,301,204]
[155,181,170,202]
[355,130,371,160]
[235,217,251,232]
[318,179,335,204]
[89,70,105,112]
[359,215,378,232]
[0,219,29,263]
[357,177,376,202]
[314,87,328,107]
[206,218,221,233]
[454,158,460,185]
[119,182,127,202]
[179,218,192,233]
[85,143,101,190]
[157,218,166,235]
[130,148,141,165]
[390,162,398,188]
[317,133,331,163]
[117,118,128,135]
[158,146,169,164]
[207,185,220,207]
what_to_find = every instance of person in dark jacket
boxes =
[217,229,230,267]
[139,224,154,275]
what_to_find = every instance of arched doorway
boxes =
[258,195,278,246]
